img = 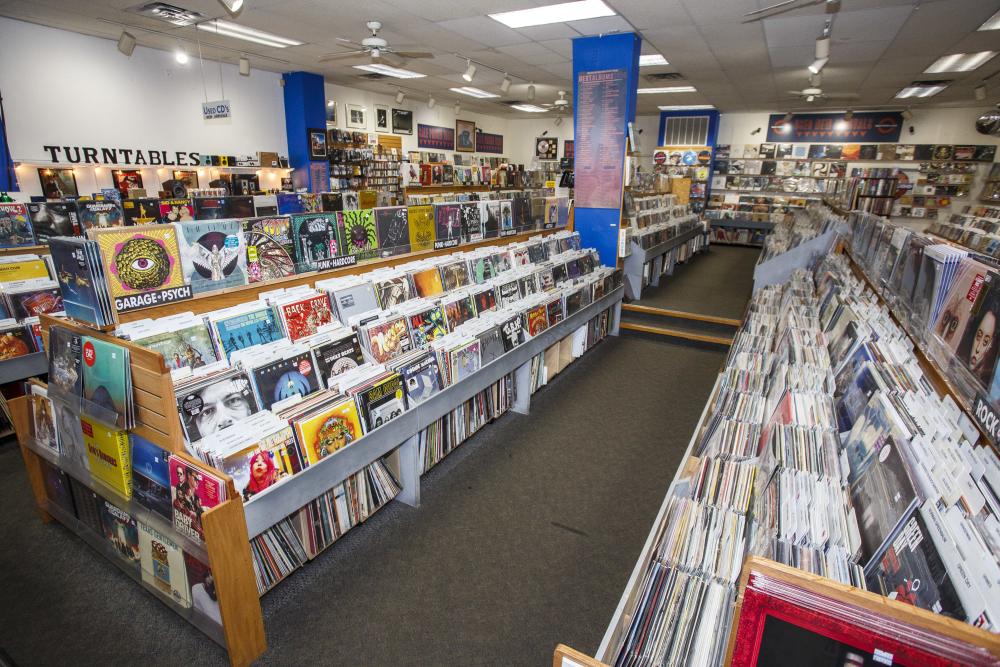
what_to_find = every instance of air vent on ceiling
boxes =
[130,2,204,26]
[357,73,388,80]
[645,72,685,81]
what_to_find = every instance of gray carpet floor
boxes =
[637,246,760,319]
[0,336,724,666]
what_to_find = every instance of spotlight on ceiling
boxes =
[428,96,436,109]
[239,56,250,76]
[117,31,136,57]
[175,47,189,65]
[501,74,511,93]
[527,82,536,101]
[808,57,828,74]
[396,89,405,103]
[217,0,244,18]
[462,60,476,82]
[815,37,830,60]
[783,111,793,122]
[976,84,988,101]
[454,101,461,115]
[554,116,563,127]
[902,108,913,120]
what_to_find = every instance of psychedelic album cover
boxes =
[7,287,63,320]
[375,206,411,257]
[459,202,483,242]
[341,209,379,260]
[400,353,442,407]
[99,500,140,568]
[134,323,220,372]
[27,201,79,242]
[130,433,172,520]
[121,198,159,226]
[374,276,412,309]
[449,340,481,383]
[355,373,405,433]
[91,225,189,308]
[442,295,476,330]
[243,216,295,283]
[291,213,343,273]
[179,220,247,295]
[82,336,129,427]
[213,307,284,362]
[159,198,194,223]
[527,304,549,336]
[169,455,225,543]
[364,316,412,364]
[78,200,124,230]
[177,371,259,442]
[440,260,470,291]
[312,332,365,388]
[408,305,447,348]
[435,204,462,243]
[407,205,436,252]
[479,201,500,239]
[500,314,525,351]
[295,396,364,465]
[0,203,35,247]
[279,294,335,342]
[412,267,445,298]
[474,288,497,314]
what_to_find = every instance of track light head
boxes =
[815,36,830,60]
[396,89,405,103]
[975,84,988,101]
[117,31,136,57]
[217,0,244,17]
[554,116,563,127]
[428,96,436,109]
[463,60,476,82]
[808,57,828,74]
[501,74,511,93]
[783,111,794,122]
[239,56,250,76]
[902,107,913,120]
[527,82,535,101]
[844,108,853,121]
[454,101,460,115]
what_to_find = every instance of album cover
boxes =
[374,275,413,309]
[913,144,934,161]
[252,351,321,411]
[474,287,497,314]
[365,316,412,364]
[81,415,132,498]
[81,336,129,426]
[459,202,483,242]
[508,197,525,231]
[0,203,35,247]
[407,205,436,252]
[478,201,500,239]
[408,305,447,348]
[212,306,284,362]
[295,396,364,464]
[469,256,496,284]
[121,198,159,226]
[400,353,442,407]
[279,293,335,342]
[412,267,445,297]
[191,197,226,220]
[449,340,481,383]
[291,213,344,273]
[99,500,139,567]
[341,209,379,260]
[372,206,410,257]
[329,281,378,323]
[156,198,193,223]
[112,170,143,198]
[27,202,79,242]
[168,456,225,542]
[134,323,220,372]
[179,219,247,294]
[500,314,525,351]
[130,433,172,520]
[355,373,405,433]
[312,332,365,388]
[440,260,470,291]
[7,287,63,320]
[138,521,190,605]
[243,216,295,283]
[477,327,505,366]
[435,204,462,243]
[177,371,259,443]
[91,225,187,300]
[527,304,549,336]
[442,295,476,330]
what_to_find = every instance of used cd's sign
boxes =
[202,99,232,120]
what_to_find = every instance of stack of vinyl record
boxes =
[49,237,115,326]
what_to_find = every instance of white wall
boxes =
[0,17,288,201]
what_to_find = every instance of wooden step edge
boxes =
[620,322,733,346]
[621,304,741,327]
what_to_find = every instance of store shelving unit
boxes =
[0,352,47,384]
[622,225,707,300]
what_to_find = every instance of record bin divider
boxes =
[595,373,722,662]
[553,643,609,667]
[622,222,707,300]
[723,557,1000,664]
[9,396,266,667]
[110,229,560,325]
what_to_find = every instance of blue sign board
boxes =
[766,111,903,143]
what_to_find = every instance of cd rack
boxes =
[622,218,708,300]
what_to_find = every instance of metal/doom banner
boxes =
[766,112,903,143]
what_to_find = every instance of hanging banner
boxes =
[574,69,628,209]
[767,112,903,142]
[417,124,455,150]
[476,132,504,154]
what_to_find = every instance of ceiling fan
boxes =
[785,86,859,102]
[745,0,840,21]
[318,21,433,65]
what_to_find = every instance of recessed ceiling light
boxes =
[638,86,696,94]
[489,0,614,28]
[450,86,500,98]
[896,83,948,99]
[511,104,548,112]
[353,63,426,79]
[978,8,1000,30]
[639,54,668,67]
[196,19,303,48]
[657,105,714,110]
[924,51,997,73]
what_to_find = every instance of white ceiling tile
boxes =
[680,0,762,24]
[511,23,581,41]
[537,38,573,58]
[607,0,693,29]
[566,14,633,36]
[436,16,531,48]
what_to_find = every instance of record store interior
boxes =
[3,0,1000,665]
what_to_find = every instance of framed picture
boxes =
[346,103,367,129]
[308,128,327,159]
[456,119,476,153]
[392,108,413,135]
[112,169,143,198]
[564,140,574,159]
[325,100,337,126]
[535,137,557,160]
[172,170,199,189]
[375,104,390,132]
[37,168,78,198]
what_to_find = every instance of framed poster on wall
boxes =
[392,108,413,135]
[325,100,337,126]
[564,140,574,159]
[535,137,558,160]
[37,168,78,198]
[172,170,199,190]
[112,169,142,198]
[375,104,390,132]
[308,128,327,159]
[456,120,476,152]
[346,103,367,129]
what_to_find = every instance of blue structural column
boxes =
[282,71,328,192]
[0,101,16,192]
[572,33,641,267]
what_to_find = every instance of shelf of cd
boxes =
[243,285,625,538]
[0,352,47,384]
[709,220,775,231]
[623,227,708,300]
[630,225,706,265]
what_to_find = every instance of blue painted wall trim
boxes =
[0,102,16,192]
[657,109,721,208]
[282,71,326,192]
[571,32,641,267]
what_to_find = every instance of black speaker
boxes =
[208,179,230,194]
[160,179,188,198]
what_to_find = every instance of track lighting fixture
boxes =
[976,84,988,101]
[527,82,535,101]
[454,101,460,115]
[217,0,244,18]
[395,89,405,103]
[783,111,793,122]
[239,56,250,76]
[808,57,828,74]
[462,60,476,82]
[117,31,136,57]
[554,116,562,127]
[902,108,913,120]
[501,74,511,93]
[428,96,436,109]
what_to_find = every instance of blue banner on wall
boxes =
[766,111,903,143]
[417,124,455,150]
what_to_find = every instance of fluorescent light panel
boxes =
[353,63,426,78]
[924,51,997,73]
[197,20,303,48]
[511,104,548,112]
[449,86,499,98]
[896,84,947,98]
[639,54,668,66]
[657,105,714,110]
[979,9,1000,30]
[489,0,614,28]
[638,86,696,94]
